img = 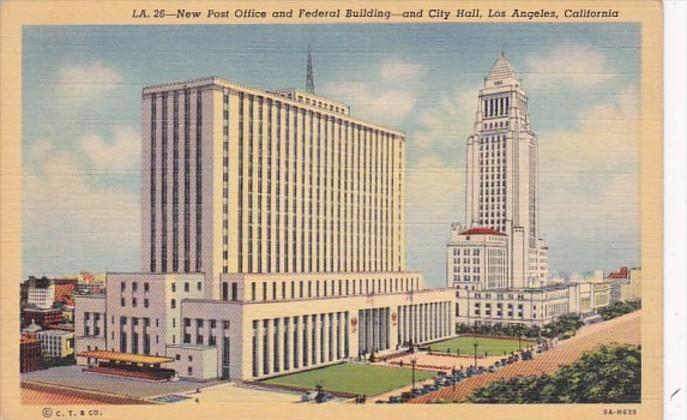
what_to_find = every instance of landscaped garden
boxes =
[428,335,535,356]
[261,363,435,396]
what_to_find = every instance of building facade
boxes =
[27,285,54,309]
[446,225,508,291]
[75,65,454,381]
[462,52,548,289]
[455,284,573,327]
[446,54,620,329]
[22,307,62,328]
[140,78,406,299]
[20,334,43,373]
[36,330,75,359]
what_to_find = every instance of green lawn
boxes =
[429,336,534,356]
[261,363,435,396]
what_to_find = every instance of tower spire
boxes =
[306,45,315,94]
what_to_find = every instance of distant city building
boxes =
[446,225,507,291]
[22,276,78,308]
[23,307,62,328]
[27,284,54,309]
[462,52,548,288]
[20,334,43,373]
[622,268,641,301]
[606,266,641,303]
[75,55,455,382]
[455,284,572,327]
[22,320,42,334]
[447,54,618,328]
[36,330,75,359]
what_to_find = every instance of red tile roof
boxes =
[607,266,629,279]
[460,227,507,236]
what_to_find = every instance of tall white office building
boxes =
[461,52,548,289]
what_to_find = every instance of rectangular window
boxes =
[231,283,238,301]
[222,282,229,301]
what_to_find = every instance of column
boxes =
[311,315,318,365]
[404,306,409,345]
[423,304,428,342]
[320,314,327,363]
[410,306,416,344]
[429,303,434,341]
[374,309,381,352]
[432,303,437,339]
[397,306,403,345]
[383,308,389,350]
[283,316,291,371]
[419,305,423,343]
[264,319,271,375]
[295,316,303,369]
[327,313,334,362]
[301,315,308,368]
[337,312,343,360]
[255,320,263,378]
[298,315,310,366]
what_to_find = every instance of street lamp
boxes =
[411,358,417,390]
[518,335,522,351]
[473,342,479,369]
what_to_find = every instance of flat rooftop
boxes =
[21,365,222,399]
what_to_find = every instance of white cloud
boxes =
[320,56,428,123]
[379,56,428,82]
[23,138,140,275]
[539,87,639,175]
[56,61,123,104]
[412,85,479,149]
[538,88,640,272]
[323,81,416,123]
[80,126,140,172]
[525,45,613,88]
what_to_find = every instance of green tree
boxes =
[468,344,641,403]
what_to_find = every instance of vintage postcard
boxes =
[0,0,663,419]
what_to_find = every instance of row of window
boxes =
[451,248,481,256]
[482,120,509,130]
[236,92,403,275]
[248,277,420,302]
[482,96,510,118]
[120,281,150,292]
[148,89,203,273]
[453,274,482,282]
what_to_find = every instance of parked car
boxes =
[388,396,403,404]
[411,388,425,397]
[301,391,318,402]
[400,392,413,402]
[315,392,333,403]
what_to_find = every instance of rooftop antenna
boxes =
[306,45,315,94]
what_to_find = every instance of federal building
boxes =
[448,53,610,327]
[75,55,454,381]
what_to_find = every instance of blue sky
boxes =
[22,24,640,286]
